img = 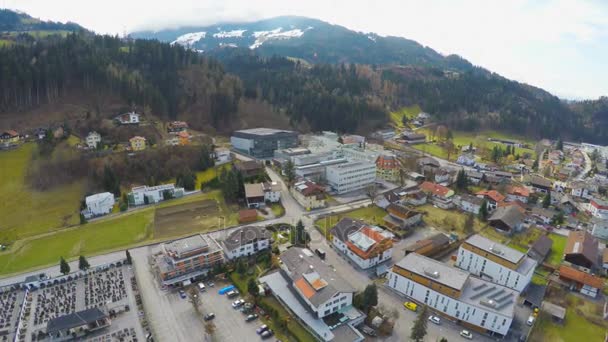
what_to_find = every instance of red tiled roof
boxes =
[508,186,530,198]
[498,200,526,213]
[5,130,18,137]
[559,265,603,289]
[420,182,451,198]
[476,190,506,203]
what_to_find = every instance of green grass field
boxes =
[0,210,153,275]
[390,105,421,129]
[0,144,85,241]
[547,233,567,266]
[530,294,607,342]
[419,204,486,236]
[411,129,535,162]
[315,206,388,238]
[0,189,239,276]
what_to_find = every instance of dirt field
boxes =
[154,199,221,238]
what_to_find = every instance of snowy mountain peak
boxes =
[171,31,206,46]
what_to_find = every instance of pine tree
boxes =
[59,257,70,275]
[542,192,551,208]
[247,278,259,298]
[291,220,309,247]
[78,255,90,271]
[361,284,378,313]
[410,305,428,342]
[284,160,296,185]
[556,138,563,151]
[479,200,489,221]
[125,249,132,265]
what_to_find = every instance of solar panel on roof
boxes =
[472,283,487,291]
[495,293,513,303]
[495,299,514,311]
[470,286,497,300]
[489,289,505,300]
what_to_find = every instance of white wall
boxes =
[326,163,376,194]
[264,190,281,203]
[455,248,534,292]
[460,201,481,215]
[225,239,270,260]
[318,292,353,318]
[331,236,393,269]
[387,271,513,336]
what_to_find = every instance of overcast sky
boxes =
[5,0,608,100]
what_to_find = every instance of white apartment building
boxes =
[330,218,394,269]
[388,253,516,337]
[82,192,115,219]
[326,161,376,194]
[222,226,272,260]
[85,131,101,149]
[588,198,608,219]
[262,182,282,203]
[455,235,536,292]
[128,183,185,206]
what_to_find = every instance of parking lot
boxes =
[198,281,264,341]
[131,246,270,342]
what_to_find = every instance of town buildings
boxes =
[383,203,422,231]
[330,218,394,269]
[403,233,450,257]
[0,130,20,148]
[401,132,426,144]
[85,131,101,149]
[419,181,454,209]
[259,248,364,342]
[476,190,506,212]
[127,184,184,206]
[456,194,484,215]
[326,161,376,194]
[115,112,140,125]
[46,308,110,341]
[375,154,399,182]
[564,230,598,269]
[527,235,553,262]
[488,206,525,234]
[291,180,326,210]
[222,226,272,260]
[558,264,603,298]
[129,136,146,151]
[82,192,115,219]
[588,198,608,219]
[155,234,225,286]
[167,121,188,133]
[244,182,281,208]
[388,253,517,337]
[231,128,298,158]
[455,234,536,292]
[234,160,265,178]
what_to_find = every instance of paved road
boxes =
[575,150,592,180]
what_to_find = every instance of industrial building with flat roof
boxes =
[455,234,537,292]
[388,253,517,337]
[231,128,298,158]
[326,160,376,194]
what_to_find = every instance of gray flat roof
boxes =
[465,234,524,264]
[234,128,295,136]
[395,253,470,291]
[164,235,209,256]
[460,277,517,317]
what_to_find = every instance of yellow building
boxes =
[0,130,20,147]
[129,136,147,151]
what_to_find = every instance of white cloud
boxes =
[5,0,608,99]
